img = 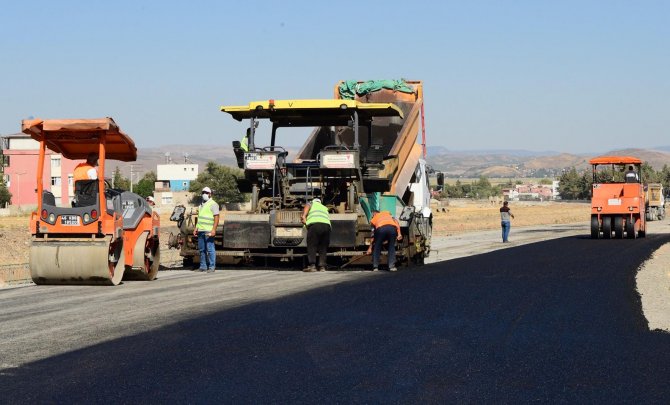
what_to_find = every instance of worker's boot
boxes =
[318,266,326,272]
[303,265,317,273]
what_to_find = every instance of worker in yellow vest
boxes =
[240,128,250,152]
[301,197,331,272]
[366,209,402,272]
[192,186,220,272]
[73,153,99,182]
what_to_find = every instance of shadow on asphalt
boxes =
[2,235,670,403]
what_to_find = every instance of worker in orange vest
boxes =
[73,153,99,182]
[366,209,402,272]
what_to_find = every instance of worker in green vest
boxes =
[300,197,331,272]
[240,128,250,152]
[192,186,220,272]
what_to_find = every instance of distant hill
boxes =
[109,145,670,181]
[598,148,670,170]
[427,148,670,178]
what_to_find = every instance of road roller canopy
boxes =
[21,118,138,162]
[588,156,642,166]
[220,99,403,126]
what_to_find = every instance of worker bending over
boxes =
[301,197,331,272]
[366,209,402,272]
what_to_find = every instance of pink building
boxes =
[2,133,82,208]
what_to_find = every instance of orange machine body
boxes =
[23,118,160,285]
[589,156,646,239]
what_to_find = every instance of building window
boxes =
[3,174,9,187]
[183,181,187,187]
[51,157,61,167]
[2,155,8,167]
[51,177,61,186]
[68,175,73,186]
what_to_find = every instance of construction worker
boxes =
[192,186,219,273]
[500,201,515,243]
[301,197,331,272]
[240,128,250,152]
[625,165,640,183]
[145,195,159,214]
[73,153,99,182]
[366,209,402,272]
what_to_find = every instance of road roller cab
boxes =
[589,156,646,239]
[23,118,160,285]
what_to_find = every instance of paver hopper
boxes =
[23,118,160,285]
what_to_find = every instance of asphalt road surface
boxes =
[2,233,670,403]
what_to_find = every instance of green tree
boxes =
[640,162,660,183]
[133,171,156,198]
[470,176,501,199]
[558,167,592,200]
[558,167,583,200]
[539,178,553,185]
[441,180,464,198]
[113,166,130,190]
[0,175,11,206]
[189,162,247,204]
[660,164,670,190]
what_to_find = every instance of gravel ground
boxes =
[636,220,670,332]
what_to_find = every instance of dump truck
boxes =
[644,183,665,221]
[23,118,160,285]
[171,80,431,268]
[589,156,646,239]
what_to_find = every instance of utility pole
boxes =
[129,164,142,193]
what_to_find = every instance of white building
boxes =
[154,163,199,207]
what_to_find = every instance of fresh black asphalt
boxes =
[2,234,670,403]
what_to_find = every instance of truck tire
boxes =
[590,216,600,239]
[602,216,612,239]
[626,219,636,239]
[614,216,624,239]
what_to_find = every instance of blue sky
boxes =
[1,1,668,153]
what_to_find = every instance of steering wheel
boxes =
[260,146,287,152]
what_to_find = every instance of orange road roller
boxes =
[589,156,646,239]
[23,118,160,285]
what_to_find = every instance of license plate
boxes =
[61,215,81,226]
[275,227,302,237]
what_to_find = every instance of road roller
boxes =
[23,118,160,285]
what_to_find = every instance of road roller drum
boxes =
[30,236,125,285]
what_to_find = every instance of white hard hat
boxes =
[202,187,212,193]
[312,198,321,204]
[146,196,155,203]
